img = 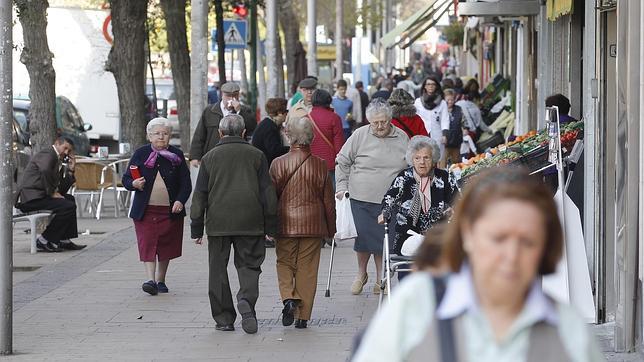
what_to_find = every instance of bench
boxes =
[12,209,53,254]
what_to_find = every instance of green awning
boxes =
[379,0,452,49]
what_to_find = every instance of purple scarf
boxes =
[144,146,183,168]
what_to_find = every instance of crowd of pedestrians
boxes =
[115,53,602,359]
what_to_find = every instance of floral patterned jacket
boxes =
[381,167,458,254]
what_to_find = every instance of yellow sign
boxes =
[303,44,337,61]
[547,0,573,21]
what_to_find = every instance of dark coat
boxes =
[189,102,256,160]
[122,144,192,221]
[16,147,74,205]
[190,136,278,238]
[381,167,458,254]
[251,117,289,165]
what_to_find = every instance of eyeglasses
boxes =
[149,131,170,138]
[371,121,389,127]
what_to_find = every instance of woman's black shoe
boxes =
[294,319,307,329]
[282,299,297,326]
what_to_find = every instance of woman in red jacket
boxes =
[308,89,345,189]
[388,88,429,138]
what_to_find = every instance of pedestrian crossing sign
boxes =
[211,20,248,50]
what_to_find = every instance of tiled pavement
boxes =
[7,215,644,361]
[9,217,379,361]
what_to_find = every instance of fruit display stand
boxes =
[450,106,595,322]
[451,119,584,183]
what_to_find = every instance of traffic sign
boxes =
[211,19,248,51]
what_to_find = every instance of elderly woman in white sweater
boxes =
[335,99,409,295]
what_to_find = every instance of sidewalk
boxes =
[9,216,378,361]
[7,215,643,361]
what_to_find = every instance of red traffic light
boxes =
[233,4,248,18]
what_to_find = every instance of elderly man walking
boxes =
[189,82,256,166]
[191,114,278,334]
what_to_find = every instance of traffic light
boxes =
[232,3,248,18]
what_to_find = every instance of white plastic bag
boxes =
[400,230,424,256]
[335,196,357,240]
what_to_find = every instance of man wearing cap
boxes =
[189,82,256,167]
[286,78,317,126]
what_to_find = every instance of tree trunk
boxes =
[279,0,299,96]
[276,29,285,98]
[265,0,278,98]
[15,0,57,152]
[105,0,148,150]
[160,0,191,151]
[215,0,226,83]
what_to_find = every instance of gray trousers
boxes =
[207,235,266,325]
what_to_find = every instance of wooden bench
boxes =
[12,209,53,254]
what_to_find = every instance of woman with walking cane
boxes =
[269,117,336,329]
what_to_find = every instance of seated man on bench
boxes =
[15,137,86,252]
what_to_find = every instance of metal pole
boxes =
[257,24,267,118]
[335,0,343,81]
[266,0,278,98]
[249,0,258,116]
[190,0,208,148]
[355,0,363,82]
[307,0,317,76]
[0,0,13,354]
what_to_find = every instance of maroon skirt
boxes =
[133,205,183,262]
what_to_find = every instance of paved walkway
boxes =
[9,217,379,361]
[7,215,643,361]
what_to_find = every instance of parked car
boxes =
[10,111,32,201]
[13,96,93,156]
[146,79,180,146]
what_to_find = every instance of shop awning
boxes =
[458,0,540,16]
[547,0,573,21]
[379,0,452,49]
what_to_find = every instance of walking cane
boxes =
[324,234,336,297]
[326,192,348,297]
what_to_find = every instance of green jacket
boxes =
[190,136,278,238]
[189,102,256,161]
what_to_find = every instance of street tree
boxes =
[105,0,148,150]
[214,0,226,84]
[15,0,57,152]
[160,0,191,150]
[279,0,302,94]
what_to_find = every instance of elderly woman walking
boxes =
[388,88,428,138]
[123,117,192,295]
[380,136,458,262]
[336,99,409,295]
[270,117,336,329]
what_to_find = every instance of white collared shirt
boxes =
[353,269,604,362]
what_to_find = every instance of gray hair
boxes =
[146,117,172,134]
[219,114,246,136]
[405,135,441,165]
[366,99,392,122]
[288,117,314,145]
